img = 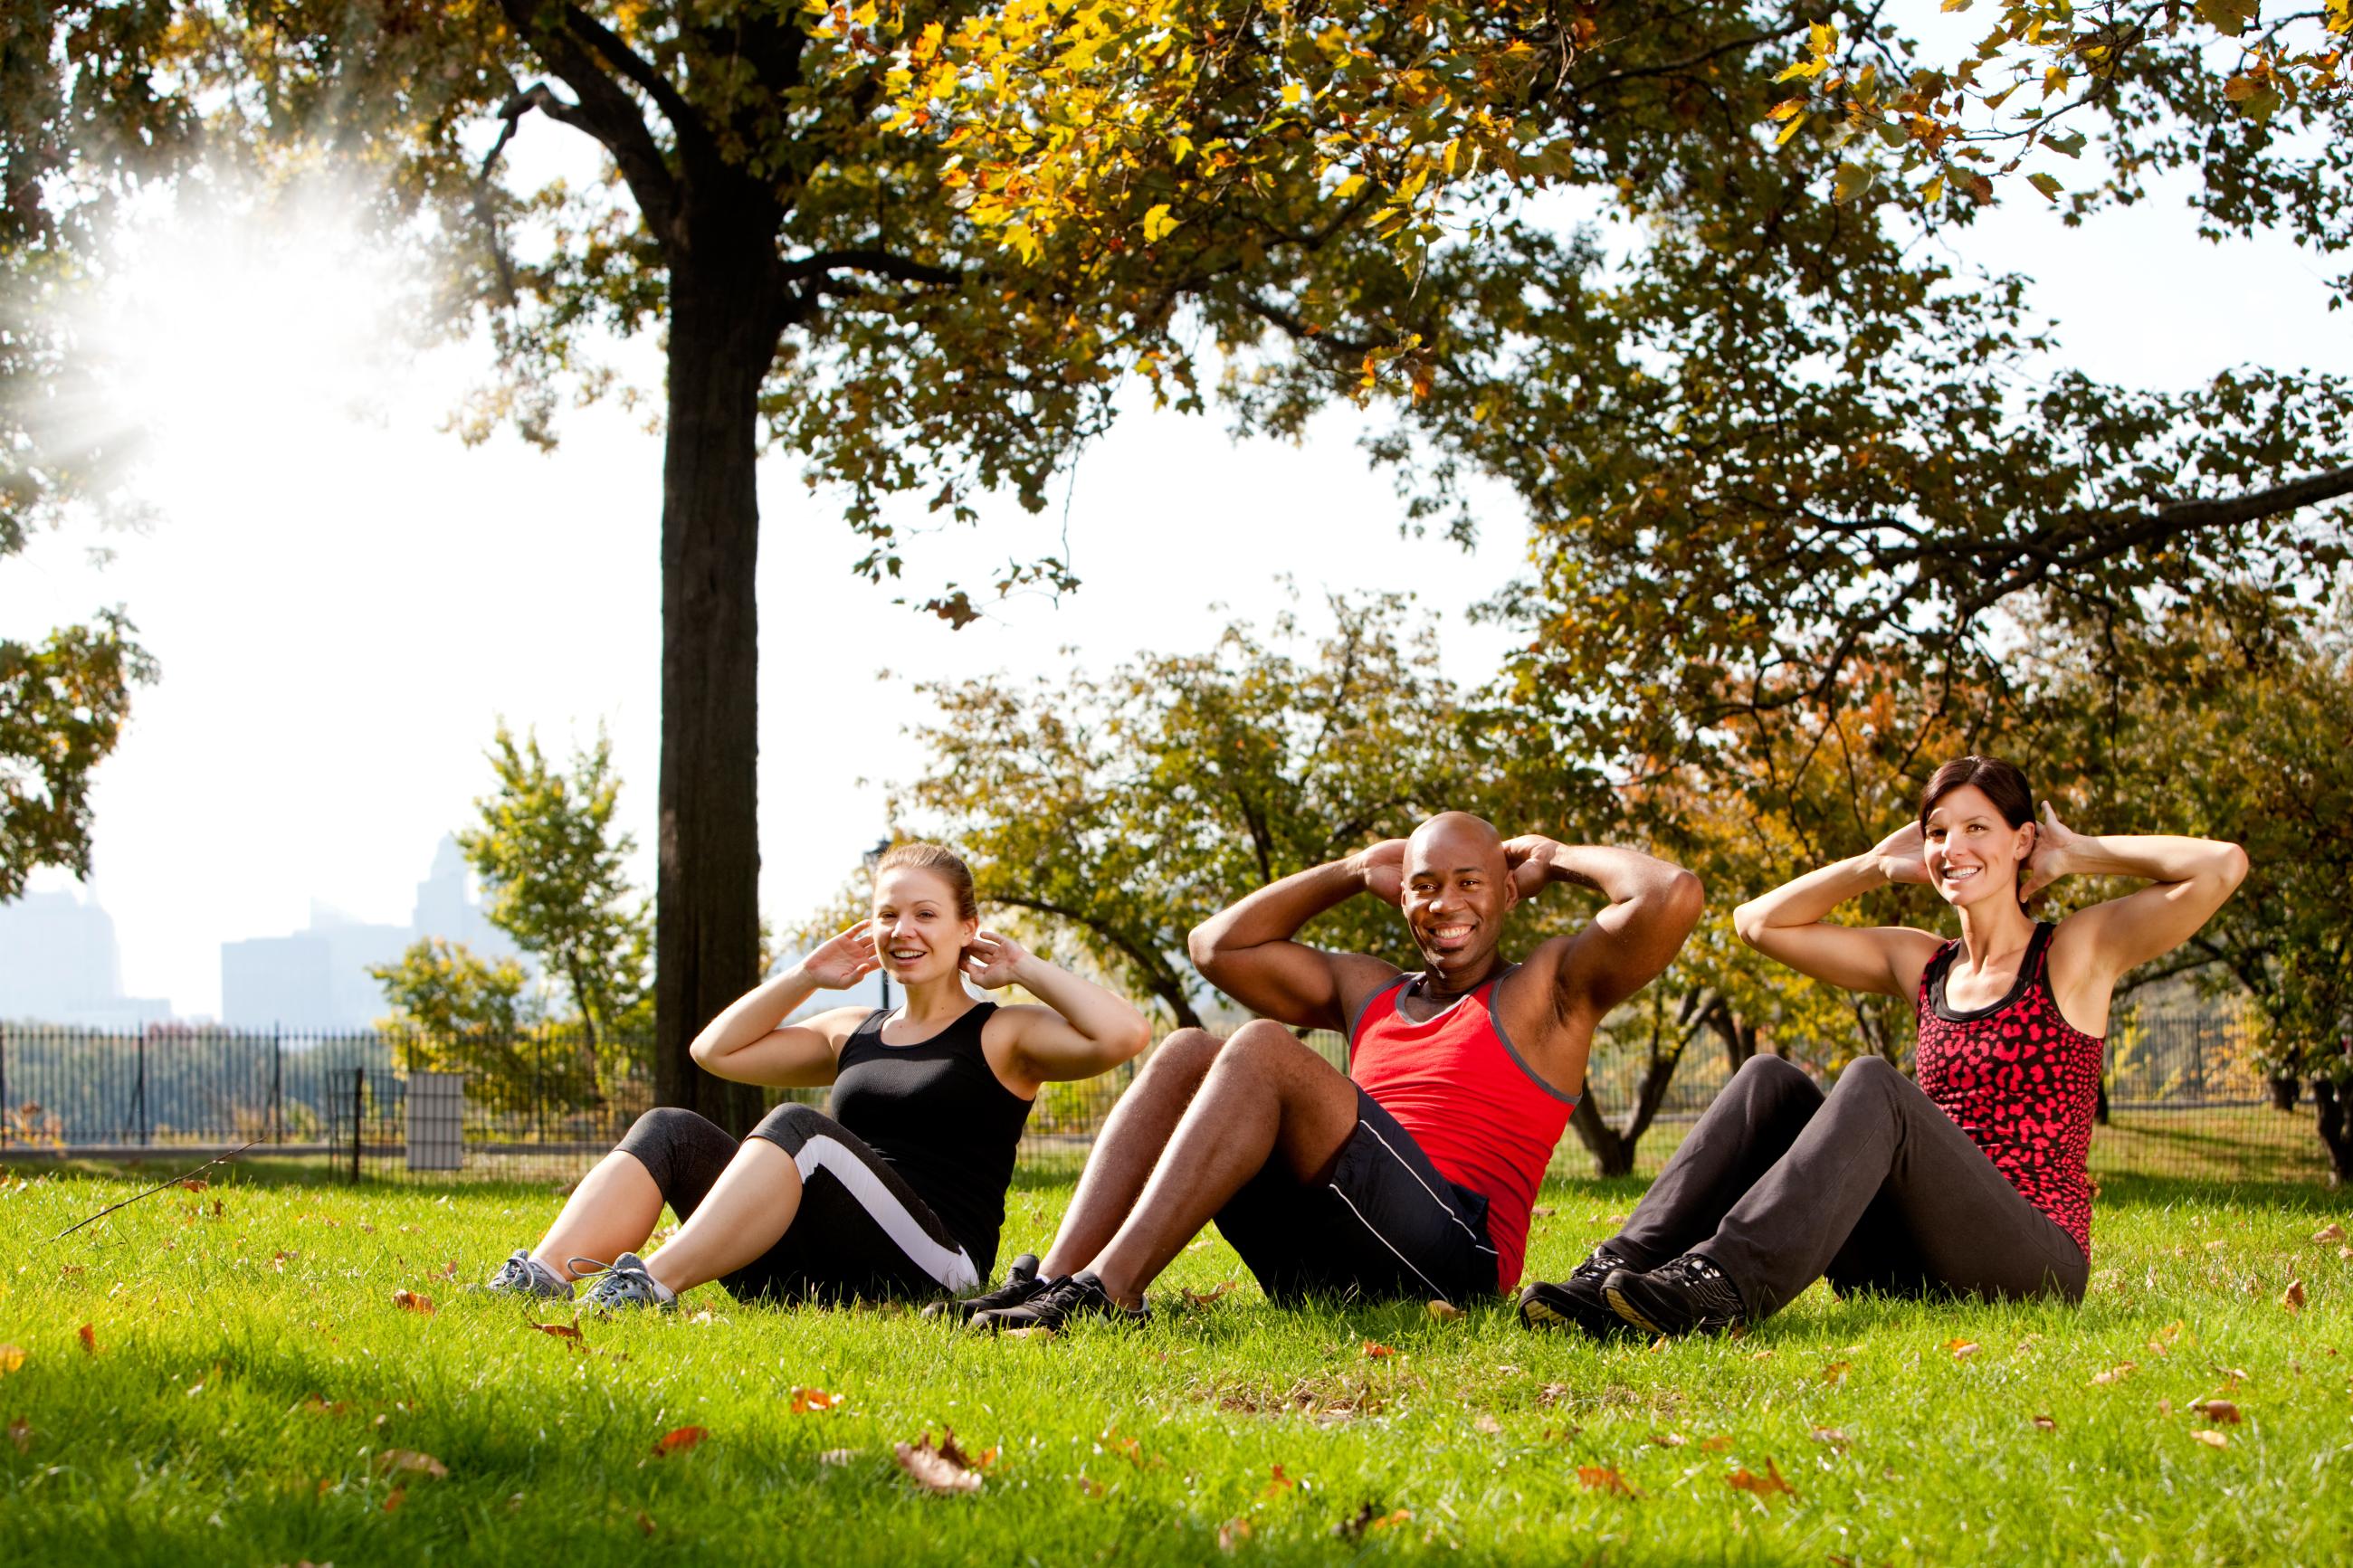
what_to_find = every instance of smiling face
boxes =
[1402,813,1519,984]
[872,865,979,987]
[1921,784,2035,912]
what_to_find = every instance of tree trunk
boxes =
[653,238,786,1135]
[2096,1074,2110,1126]
[2314,1079,2352,1185]
[1569,1094,1634,1178]
[2269,1074,2301,1113]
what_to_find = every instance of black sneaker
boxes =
[1518,1248,1637,1339]
[923,1253,1043,1322]
[1602,1253,1747,1337]
[970,1269,1148,1333]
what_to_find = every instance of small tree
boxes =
[458,722,652,1096]
[367,936,571,1111]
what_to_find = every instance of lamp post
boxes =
[860,837,892,1012]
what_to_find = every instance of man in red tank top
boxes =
[962,813,1701,1330]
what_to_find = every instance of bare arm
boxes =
[2034,805,2248,988]
[1731,823,1947,998]
[961,930,1152,1088]
[1507,838,1706,1021]
[687,922,879,1088]
[1186,847,1405,1033]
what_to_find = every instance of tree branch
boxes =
[779,248,964,288]
[493,1,682,248]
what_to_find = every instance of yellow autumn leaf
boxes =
[1140,204,1177,242]
[1776,112,1811,147]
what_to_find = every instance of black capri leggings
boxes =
[616,1102,980,1305]
[1609,1055,2089,1320]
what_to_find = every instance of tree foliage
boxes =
[456,722,652,1089]
[898,592,1571,1027]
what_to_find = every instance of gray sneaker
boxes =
[575,1251,676,1312]
[485,1249,573,1301]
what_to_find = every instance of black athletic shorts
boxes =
[1213,1086,1498,1307]
[615,1103,982,1305]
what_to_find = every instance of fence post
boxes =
[351,1067,364,1184]
[272,1026,282,1145]
[137,1032,149,1146]
[0,1025,8,1149]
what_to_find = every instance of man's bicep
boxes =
[1203,940,1356,1031]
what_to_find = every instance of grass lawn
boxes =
[1,1161,2348,1566]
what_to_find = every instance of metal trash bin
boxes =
[405,1071,465,1172]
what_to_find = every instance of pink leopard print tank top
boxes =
[1914,922,2102,1255]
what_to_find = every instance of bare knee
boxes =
[1138,1027,1225,1088]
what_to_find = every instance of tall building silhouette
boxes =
[0,885,173,1027]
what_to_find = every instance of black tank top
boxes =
[830,1002,1034,1275]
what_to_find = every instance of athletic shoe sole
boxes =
[1603,1282,1672,1338]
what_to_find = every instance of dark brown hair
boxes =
[1918,755,2035,832]
[874,842,979,922]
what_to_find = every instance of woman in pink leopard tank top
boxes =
[1521,755,2244,1343]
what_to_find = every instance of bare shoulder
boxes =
[978,1000,1056,1041]
[801,1003,877,1046]
[1328,951,1408,1035]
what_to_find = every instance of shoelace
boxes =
[1573,1250,1627,1281]
[1656,1254,1725,1285]
[565,1255,613,1278]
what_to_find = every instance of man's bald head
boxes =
[1407,812,1505,868]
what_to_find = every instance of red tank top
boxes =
[1913,922,2101,1255]
[1348,969,1579,1293]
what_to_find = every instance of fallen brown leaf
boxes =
[2091,1362,2136,1385]
[635,1510,656,1537]
[1179,1281,1236,1309]
[296,1394,348,1417]
[391,1289,435,1316]
[1426,1300,1463,1323]
[179,1178,209,1193]
[431,1259,459,1280]
[7,1418,29,1453]
[1577,1466,1641,1497]
[2312,1222,2345,1244]
[1075,1476,1108,1498]
[1217,1517,1253,1552]
[1820,1360,1851,1385]
[1262,1463,1293,1498]
[1529,1205,1556,1218]
[1650,1431,1688,1448]
[76,1324,96,1354]
[382,1486,405,1513]
[1947,1337,1981,1360]
[0,1345,24,1375]
[1472,1413,1501,1435]
[653,1426,709,1456]
[376,1449,449,1479]
[1727,1458,1796,1501]
[1361,1340,1395,1359]
[1699,1435,1732,1452]
[2192,1398,2243,1424]
[530,1323,584,1344]
[2190,1429,2229,1449]
[2282,1279,2307,1312]
[2032,1414,2057,1431]
[1749,1348,1775,1361]
[1809,1427,1850,1448]
[895,1429,983,1495]
[792,1387,845,1414]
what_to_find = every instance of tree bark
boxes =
[653,228,786,1134]
[2269,1074,2301,1113]
[2313,1079,2352,1185]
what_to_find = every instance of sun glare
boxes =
[81,181,412,488]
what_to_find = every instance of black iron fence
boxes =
[0,1008,2328,1187]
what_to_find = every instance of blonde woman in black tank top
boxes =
[482,843,1150,1309]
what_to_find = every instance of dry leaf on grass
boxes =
[179,1178,208,1193]
[1699,1435,1732,1452]
[530,1323,584,1344]
[2192,1398,2243,1424]
[2091,1362,2136,1385]
[1262,1463,1294,1498]
[1820,1360,1851,1385]
[1425,1300,1463,1323]
[1179,1281,1236,1309]
[1650,1432,1688,1448]
[0,1345,24,1375]
[76,1325,97,1354]
[792,1387,845,1414]
[1947,1339,1981,1360]
[296,1395,348,1417]
[2190,1429,2230,1449]
[2312,1222,2345,1244]
[895,1429,983,1495]
[1217,1517,1253,1552]
[391,1289,435,1316]
[1361,1340,1395,1359]
[430,1259,459,1280]
[7,1418,29,1453]
[635,1510,656,1537]
[1075,1476,1108,1498]
[2032,1413,2057,1431]
[1577,1466,1641,1497]
[1473,1414,1502,1435]
[2281,1279,2307,1312]
[376,1449,449,1479]
[1809,1427,1850,1449]
[382,1486,405,1513]
[1727,1458,1796,1501]
[653,1426,709,1457]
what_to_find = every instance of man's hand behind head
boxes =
[1355,838,1409,907]
[1500,834,1557,899]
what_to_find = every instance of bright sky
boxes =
[1,115,2343,1020]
